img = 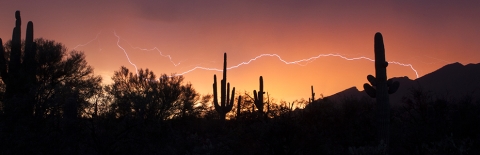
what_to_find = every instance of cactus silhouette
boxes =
[363,32,400,147]
[236,95,242,119]
[309,85,315,104]
[266,92,270,115]
[0,10,38,117]
[253,76,265,115]
[213,53,235,121]
[288,101,295,112]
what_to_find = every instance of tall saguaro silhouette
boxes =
[236,95,242,119]
[309,85,315,104]
[363,33,400,148]
[0,11,38,117]
[213,53,236,121]
[253,76,265,115]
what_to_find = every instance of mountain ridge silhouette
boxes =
[325,62,480,106]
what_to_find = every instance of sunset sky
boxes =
[1,1,479,102]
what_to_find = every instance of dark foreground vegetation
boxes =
[1,89,479,154]
[1,11,479,154]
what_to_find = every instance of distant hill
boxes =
[325,62,480,107]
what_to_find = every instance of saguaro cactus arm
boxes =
[387,79,400,94]
[236,95,242,118]
[364,82,376,98]
[213,75,220,111]
[367,75,376,86]
[24,21,37,85]
[227,85,235,111]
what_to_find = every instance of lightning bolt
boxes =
[129,46,182,67]
[173,54,419,78]
[110,32,419,78]
[114,31,139,75]
[116,37,183,67]
[72,31,102,51]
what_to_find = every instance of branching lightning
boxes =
[114,31,139,75]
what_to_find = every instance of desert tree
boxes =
[107,66,199,121]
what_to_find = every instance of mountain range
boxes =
[325,62,480,107]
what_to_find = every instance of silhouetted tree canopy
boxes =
[106,66,201,120]
[0,38,102,118]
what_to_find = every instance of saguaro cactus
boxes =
[0,10,38,117]
[363,32,400,147]
[236,95,242,119]
[213,53,235,121]
[9,11,22,72]
[24,21,37,85]
[309,85,315,104]
[253,76,265,115]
